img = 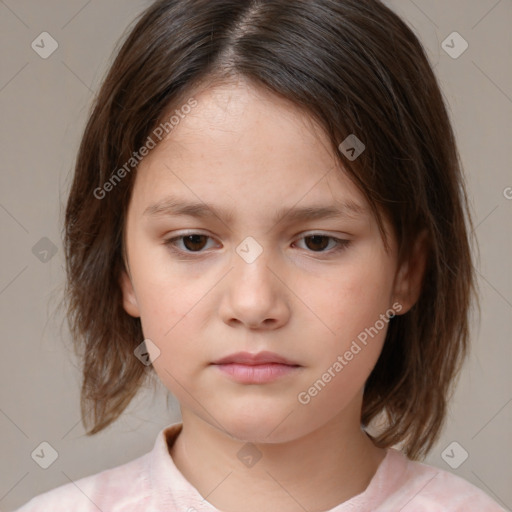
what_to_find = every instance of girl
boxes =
[14,0,505,510]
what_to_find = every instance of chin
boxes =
[213,412,274,441]
[218,411,306,445]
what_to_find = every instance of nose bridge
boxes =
[219,234,289,328]
[232,234,276,290]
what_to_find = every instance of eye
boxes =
[164,232,351,256]
[293,234,351,254]
[164,233,217,253]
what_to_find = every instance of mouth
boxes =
[211,351,302,384]
[211,350,300,366]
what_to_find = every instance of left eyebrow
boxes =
[143,195,368,226]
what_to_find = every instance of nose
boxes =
[218,242,291,330]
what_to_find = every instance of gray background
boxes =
[1,0,511,510]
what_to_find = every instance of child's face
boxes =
[120,78,421,442]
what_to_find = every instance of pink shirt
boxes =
[13,421,505,511]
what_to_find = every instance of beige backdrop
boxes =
[1,0,511,510]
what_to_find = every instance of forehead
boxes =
[130,80,374,228]
[152,78,337,172]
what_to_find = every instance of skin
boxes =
[120,76,428,512]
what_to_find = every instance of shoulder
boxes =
[12,452,153,512]
[378,448,506,512]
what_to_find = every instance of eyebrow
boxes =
[143,195,368,225]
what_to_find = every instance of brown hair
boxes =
[64,0,478,459]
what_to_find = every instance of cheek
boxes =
[129,239,202,332]
[293,253,394,400]
[297,253,395,342]
[138,288,205,400]
[294,309,388,426]
[131,263,215,382]
[137,282,204,361]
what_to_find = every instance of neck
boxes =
[168,409,386,512]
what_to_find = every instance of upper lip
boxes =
[212,351,300,366]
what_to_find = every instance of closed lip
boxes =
[211,351,300,366]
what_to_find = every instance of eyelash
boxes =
[163,232,351,258]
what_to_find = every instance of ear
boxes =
[119,268,141,318]
[392,229,429,315]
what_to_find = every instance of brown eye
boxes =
[164,233,215,253]
[303,235,330,252]
[295,234,350,254]
[181,234,209,252]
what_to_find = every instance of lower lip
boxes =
[213,363,300,384]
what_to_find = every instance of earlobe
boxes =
[392,229,429,315]
[119,269,141,318]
